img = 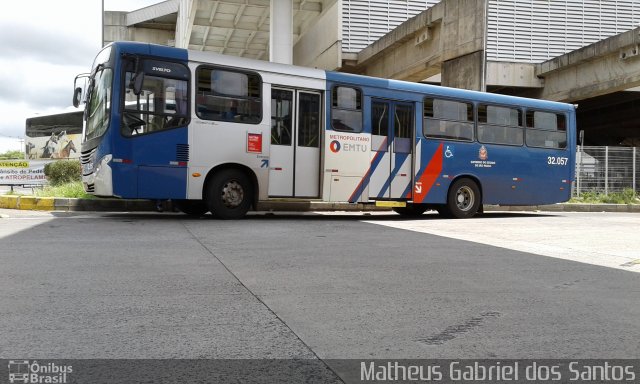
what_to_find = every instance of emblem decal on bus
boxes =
[479,145,488,161]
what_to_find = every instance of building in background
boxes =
[105,0,640,145]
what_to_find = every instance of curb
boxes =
[0,195,156,212]
[1,195,639,214]
[483,204,640,213]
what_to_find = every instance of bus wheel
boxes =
[392,204,428,217]
[445,178,481,219]
[174,200,209,216]
[206,169,253,220]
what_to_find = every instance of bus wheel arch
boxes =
[442,176,482,219]
[203,164,258,219]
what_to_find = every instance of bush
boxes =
[571,188,639,204]
[44,160,81,186]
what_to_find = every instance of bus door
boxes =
[268,88,322,197]
[369,99,414,199]
[121,59,190,199]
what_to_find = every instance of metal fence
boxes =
[574,146,639,196]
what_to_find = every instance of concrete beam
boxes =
[353,0,486,86]
[536,27,640,102]
[353,1,444,80]
[442,51,483,90]
[486,61,543,88]
[176,0,198,48]
[293,0,341,69]
[126,0,179,27]
[105,11,175,46]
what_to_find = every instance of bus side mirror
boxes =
[132,71,145,96]
[72,87,83,108]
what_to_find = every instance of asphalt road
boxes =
[0,210,639,382]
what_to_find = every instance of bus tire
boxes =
[446,178,481,219]
[392,204,428,217]
[205,169,253,220]
[174,200,209,216]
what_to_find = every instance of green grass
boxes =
[34,181,94,199]
[570,188,639,204]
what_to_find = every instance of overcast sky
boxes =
[0,0,164,153]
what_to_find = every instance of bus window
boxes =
[271,89,293,145]
[394,103,413,153]
[196,67,261,124]
[331,86,362,132]
[122,61,189,136]
[297,92,321,148]
[477,104,523,146]
[86,67,112,141]
[371,101,389,152]
[423,98,474,141]
[372,102,389,135]
[525,110,567,149]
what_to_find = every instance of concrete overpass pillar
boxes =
[270,0,293,64]
[441,51,484,91]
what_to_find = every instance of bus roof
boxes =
[111,41,326,82]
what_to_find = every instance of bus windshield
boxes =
[84,67,112,142]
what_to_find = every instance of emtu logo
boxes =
[329,140,341,153]
[8,360,29,383]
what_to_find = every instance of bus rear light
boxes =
[512,177,522,182]
[112,158,132,164]
[169,161,188,166]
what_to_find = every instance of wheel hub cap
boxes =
[221,181,244,208]
[456,186,474,212]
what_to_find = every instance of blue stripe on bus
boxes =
[348,138,388,202]
[375,151,408,198]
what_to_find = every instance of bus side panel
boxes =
[186,119,269,201]
[412,138,446,204]
[322,129,371,202]
[521,147,573,204]
[112,127,189,199]
[322,82,372,203]
[414,139,565,206]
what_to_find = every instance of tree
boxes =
[0,150,24,160]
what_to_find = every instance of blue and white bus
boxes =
[75,42,576,219]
